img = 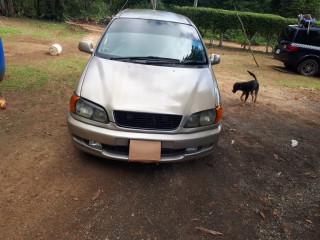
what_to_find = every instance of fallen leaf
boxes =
[259,211,266,219]
[283,225,292,236]
[302,172,317,178]
[92,188,102,201]
[232,184,239,189]
[271,210,279,217]
[195,227,223,235]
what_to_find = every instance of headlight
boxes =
[70,94,108,123]
[184,108,221,128]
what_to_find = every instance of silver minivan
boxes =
[67,9,222,163]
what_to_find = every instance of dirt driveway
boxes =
[0,21,319,240]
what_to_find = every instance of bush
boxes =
[171,6,296,50]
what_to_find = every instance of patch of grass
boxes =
[279,77,320,90]
[2,54,87,90]
[0,18,88,91]
[1,18,86,40]
[0,26,22,36]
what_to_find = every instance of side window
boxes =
[309,31,320,46]
[295,30,320,46]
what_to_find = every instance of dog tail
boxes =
[247,70,258,82]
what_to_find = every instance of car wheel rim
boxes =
[302,62,315,75]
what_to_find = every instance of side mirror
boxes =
[78,40,94,54]
[210,53,220,65]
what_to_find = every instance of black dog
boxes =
[232,71,259,103]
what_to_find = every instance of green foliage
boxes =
[109,0,165,14]
[163,0,320,18]
[172,6,296,48]
[0,26,21,36]
[276,0,320,18]
[64,0,110,19]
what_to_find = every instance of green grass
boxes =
[2,55,87,90]
[278,77,320,89]
[0,18,88,91]
[0,18,86,40]
[0,26,21,35]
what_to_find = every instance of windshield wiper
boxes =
[109,56,181,64]
[180,60,206,65]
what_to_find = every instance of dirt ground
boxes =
[0,21,319,240]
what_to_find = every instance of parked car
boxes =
[274,25,320,77]
[67,9,222,163]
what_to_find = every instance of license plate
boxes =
[276,49,280,54]
[129,140,161,163]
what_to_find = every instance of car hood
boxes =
[79,57,219,118]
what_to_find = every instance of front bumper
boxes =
[67,112,221,162]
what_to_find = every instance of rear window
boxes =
[295,30,320,46]
[279,27,297,42]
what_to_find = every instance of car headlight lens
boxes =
[184,109,217,128]
[70,94,108,123]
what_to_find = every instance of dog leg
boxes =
[244,92,249,103]
[250,92,254,102]
[253,90,258,103]
[240,92,245,101]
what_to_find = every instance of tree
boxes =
[272,0,320,18]
[0,0,14,16]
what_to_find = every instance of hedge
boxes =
[171,6,316,51]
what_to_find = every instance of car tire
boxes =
[297,59,319,77]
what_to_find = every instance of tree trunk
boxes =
[49,0,56,14]
[218,32,224,47]
[151,0,157,10]
[1,0,14,17]
[36,0,41,16]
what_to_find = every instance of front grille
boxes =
[114,111,182,131]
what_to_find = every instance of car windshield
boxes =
[96,18,207,65]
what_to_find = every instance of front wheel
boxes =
[297,59,319,77]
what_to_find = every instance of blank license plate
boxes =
[129,140,161,163]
